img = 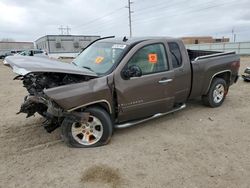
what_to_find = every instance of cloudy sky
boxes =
[0,0,249,42]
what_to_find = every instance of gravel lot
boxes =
[0,57,249,188]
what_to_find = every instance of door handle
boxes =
[179,68,184,72]
[158,78,173,84]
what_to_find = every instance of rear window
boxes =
[168,42,182,68]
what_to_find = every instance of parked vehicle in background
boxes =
[0,51,12,59]
[242,67,250,82]
[4,37,240,148]
[16,49,48,58]
[0,50,22,59]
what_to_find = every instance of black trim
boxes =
[78,36,115,54]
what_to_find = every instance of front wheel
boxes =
[61,107,113,148]
[202,78,227,108]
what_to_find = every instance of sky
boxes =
[0,0,249,42]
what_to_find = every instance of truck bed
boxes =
[187,49,226,61]
[187,50,240,99]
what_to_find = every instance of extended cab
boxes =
[5,37,240,148]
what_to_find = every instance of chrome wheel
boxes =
[71,115,103,146]
[213,83,225,103]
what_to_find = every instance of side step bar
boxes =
[114,103,186,129]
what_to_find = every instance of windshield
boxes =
[73,42,126,75]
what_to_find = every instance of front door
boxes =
[114,42,175,122]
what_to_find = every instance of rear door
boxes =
[114,40,175,122]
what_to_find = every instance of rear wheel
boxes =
[61,107,113,148]
[202,78,227,108]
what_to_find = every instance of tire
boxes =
[202,78,227,108]
[61,107,113,148]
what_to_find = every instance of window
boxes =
[74,42,126,75]
[34,50,43,54]
[55,42,61,48]
[127,44,168,75]
[168,42,182,68]
[74,42,79,48]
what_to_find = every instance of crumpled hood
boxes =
[4,56,98,77]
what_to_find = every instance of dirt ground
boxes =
[0,57,249,188]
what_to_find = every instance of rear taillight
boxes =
[231,61,240,70]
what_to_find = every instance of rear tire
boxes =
[61,107,113,148]
[202,78,227,108]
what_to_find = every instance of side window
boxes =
[127,43,168,75]
[34,50,42,54]
[168,42,182,68]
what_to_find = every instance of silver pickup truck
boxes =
[5,37,240,148]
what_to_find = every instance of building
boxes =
[181,36,230,44]
[35,35,100,54]
[0,41,34,53]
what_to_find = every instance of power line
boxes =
[76,13,128,34]
[133,0,239,24]
[133,0,221,21]
[134,0,184,14]
[74,6,125,29]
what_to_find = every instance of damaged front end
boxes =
[17,94,64,132]
[15,72,93,133]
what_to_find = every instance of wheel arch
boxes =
[67,100,112,114]
[204,70,231,95]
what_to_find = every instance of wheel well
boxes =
[204,71,231,95]
[87,102,110,114]
[213,71,231,86]
[82,102,115,124]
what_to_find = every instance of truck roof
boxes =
[100,36,176,45]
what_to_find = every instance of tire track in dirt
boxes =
[0,117,61,158]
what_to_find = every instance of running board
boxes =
[114,103,186,129]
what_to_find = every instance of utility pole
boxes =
[58,25,71,35]
[66,25,71,35]
[126,0,133,37]
[58,25,64,35]
[231,28,234,42]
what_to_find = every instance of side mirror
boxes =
[122,65,142,79]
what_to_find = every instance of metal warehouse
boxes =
[35,35,100,54]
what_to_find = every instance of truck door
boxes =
[168,41,191,103]
[114,41,175,122]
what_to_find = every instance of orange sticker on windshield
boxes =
[148,53,158,63]
[95,56,104,64]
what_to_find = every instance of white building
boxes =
[35,35,100,58]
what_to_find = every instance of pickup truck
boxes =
[4,36,240,148]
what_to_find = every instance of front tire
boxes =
[202,78,227,108]
[61,107,113,148]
